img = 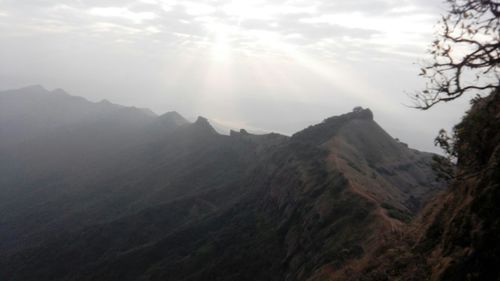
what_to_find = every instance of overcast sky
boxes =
[0,0,473,152]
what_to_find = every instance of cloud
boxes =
[89,7,157,23]
[0,0,439,61]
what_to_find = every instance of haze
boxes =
[0,0,472,152]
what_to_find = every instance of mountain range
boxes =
[1,85,494,280]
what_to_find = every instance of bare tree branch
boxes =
[412,0,500,110]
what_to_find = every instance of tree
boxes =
[431,129,457,182]
[413,0,499,109]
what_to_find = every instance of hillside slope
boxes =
[0,87,443,280]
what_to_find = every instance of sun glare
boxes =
[188,0,406,112]
[222,0,272,21]
[200,0,279,62]
[206,23,232,62]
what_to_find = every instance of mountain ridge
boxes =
[0,86,444,281]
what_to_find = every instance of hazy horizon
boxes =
[0,0,474,153]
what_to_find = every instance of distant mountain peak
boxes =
[51,88,69,96]
[350,106,373,120]
[161,111,184,119]
[14,84,48,94]
[229,128,251,137]
[292,107,375,144]
[195,116,209,124]
[193,116,218,135]
[157,111,188,127]
[318,107,375,130]
[99,99,113,105]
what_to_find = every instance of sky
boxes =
[0,0,474,152]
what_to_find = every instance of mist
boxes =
[0,0,471,152]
